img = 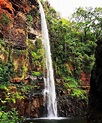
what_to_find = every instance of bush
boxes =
[32,71,41,76]
[0,59,14,84]
[0,108,19,123]
[64,77,86,99]
[27,14,33,26]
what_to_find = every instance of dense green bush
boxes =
[0,59,14,85]
[0,108,24,123]
[64,77,86,99]
[42,1,100,99]
[46,6,97,77]
[27,14,33,26]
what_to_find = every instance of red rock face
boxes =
[0,0,37,40]
[0,0,38,82]
[80,71,90,93]
[0,0,14,22]
[0,0,44,119]
[80,71,90,86]
[0,0,32,14]
[0,0,14,13]
[0,0,32,49]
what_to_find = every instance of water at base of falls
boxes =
[23,118,87,123]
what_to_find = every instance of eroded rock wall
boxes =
[0,0,42,83]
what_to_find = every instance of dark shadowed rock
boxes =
[88,39,102,123]
[56,85,87,118]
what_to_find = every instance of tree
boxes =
[72,7,102,42]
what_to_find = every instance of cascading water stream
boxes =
[38,0,57,118]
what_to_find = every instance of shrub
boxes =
[27,14,33,26]
[0,108,18,123]
[0,59,14,84]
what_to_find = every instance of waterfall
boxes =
[38,0,57,118]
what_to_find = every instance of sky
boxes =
[46,0,102,18]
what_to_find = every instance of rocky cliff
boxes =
[0,0,44,118]
[0,0,42,83]
[88,39,102,123]
[0,0,88,119]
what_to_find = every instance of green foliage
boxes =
[44,4,98,102]
[71,88,86,99]
[27,14,33,26]
[13,49,26,56]
[0,84,24,104]
[0,59,15,84]
[0,84,8,91]
[32,71,41,76]
[72,7,102,41]
[0,108,24,123]
[21,84,33,92]
[47,14,96,77]
[5,92,24,104]
[35,38,43,49]
[28,38,44,73]
[64,77,78,88]
[21,66,28,79]
[64,77,86,99]
[0,39,8,55]
[0,14,11,25]
[0,39,6,46]
[20,84,40,92]
[31,51,40,59]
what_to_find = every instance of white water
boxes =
[38,0,57,118]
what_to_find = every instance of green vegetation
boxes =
[43,2,102,99]
[0,58,14,85]
[0,108,18,123]
[0,84,24,103]
[0,39,8,55]
[46,12,97,78]
[64,77,86,99]
[32,71,41,76]
[0,14,11,25]
[0,107,24,123]
[28,38,44,76]
[27,14,33,26]
[0,0,102,121]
